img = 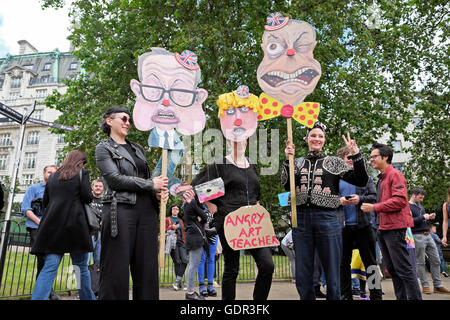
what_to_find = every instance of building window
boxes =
[10,78,21,88]
[0,155,7,170]
[57,134,65,144]
[43,63,52,71]
[0,133,12,146]
[392,162,405,173]
[22,174,34,186]
[36,89,48,98]
[40,75,50,83]
[69,62,78,70]
[27,131,39,145]
[9,92,20,100]
[392,140,402,152]
[33,110,43,120]
[23,152,37,169]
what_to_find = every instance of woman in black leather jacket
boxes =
[95,106,168,300]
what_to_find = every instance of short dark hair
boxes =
[411,187,426,196]
[371,142,393,164]
[100,106,131,136]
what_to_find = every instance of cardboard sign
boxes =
[224,204,280,250]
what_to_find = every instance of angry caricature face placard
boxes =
[257,13,322,107]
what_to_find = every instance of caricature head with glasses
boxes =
[130,48,208,135]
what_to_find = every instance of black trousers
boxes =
[170,239,188,278]
[378,228,422,300]
[218,227,274,300]
[340,225,383,300]
[99,201,159,300]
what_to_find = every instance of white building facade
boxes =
[0,40,79,203]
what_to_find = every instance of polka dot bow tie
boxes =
[257,93,320,128]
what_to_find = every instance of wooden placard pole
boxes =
[159,149,168,268]
[286,118,297,227]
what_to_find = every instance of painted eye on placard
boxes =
[239,107,249,113]
[226,108,236,116]
[266,42,284,56]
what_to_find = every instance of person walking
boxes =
[31,150,95,300]
[95,105,168,300]
[283,124,369,300]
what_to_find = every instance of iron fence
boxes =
[0,218,293,299]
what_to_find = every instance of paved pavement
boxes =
[160,276,450,301]
[61,272,450,300]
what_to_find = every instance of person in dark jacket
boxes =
[183,189,208,300]
[95,105,168,300]
[166,204,188,291]
[361,142,421,300]
[284,125,369,300]
[31,150,95,300]
[337,146,382,300]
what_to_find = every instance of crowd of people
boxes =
[19,106,449,301]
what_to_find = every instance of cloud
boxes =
[0,0,71,56]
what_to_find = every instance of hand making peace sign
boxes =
[342,132,359,155]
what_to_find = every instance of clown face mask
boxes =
[130,49,208,138]
[257,19,322,106]
[217,85,260,142]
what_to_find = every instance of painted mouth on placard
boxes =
[232,127,246,136]
[151,109,179,124]
[262,68,319,87]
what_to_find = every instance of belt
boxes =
[110,191,118,238]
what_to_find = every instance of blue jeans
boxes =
[197,237,218,284]
[32,253,96,300]
[88,232,101,265]
[292,208,342,300]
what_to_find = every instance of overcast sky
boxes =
[0,0,72,57]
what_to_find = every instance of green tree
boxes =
[41,0,448,226]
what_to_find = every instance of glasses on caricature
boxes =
[139,84,197,107]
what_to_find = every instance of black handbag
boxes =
[79,171,100,234]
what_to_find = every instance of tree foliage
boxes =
[41,0,448,228]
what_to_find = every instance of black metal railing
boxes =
[0,218,292,299]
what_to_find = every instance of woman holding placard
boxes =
[283,124,369,300]
[191,86,274,300]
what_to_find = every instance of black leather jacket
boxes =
[95,138,157,205]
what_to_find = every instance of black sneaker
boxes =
[186,292,205,300]
[442,271,449,278]
[49,291,61,300]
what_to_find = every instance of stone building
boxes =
[0,40,79,203]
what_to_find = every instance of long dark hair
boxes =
[57,150,88,180]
